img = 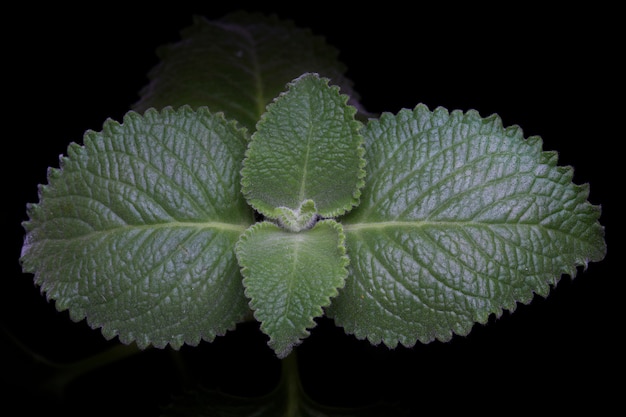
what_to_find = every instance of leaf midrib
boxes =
[343,220,541,232]
[342,219,592,248]
[35,221,248,242]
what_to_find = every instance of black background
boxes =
[4,2,620,415]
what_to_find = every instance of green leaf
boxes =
[328,104,607,348]
[275,199,319,232]
[241,73,366,222]
[20,106,255,349]
[235,220,349,358]
[132,12,372,132]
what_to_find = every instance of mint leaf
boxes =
[275,199,319,232]
[328,104,606,347]
[241,73,365,222]
[20,107,255,349]
[133,12,371,132]
[235,220,348,358]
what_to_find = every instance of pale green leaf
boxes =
[241,73,365,221]
[235,220,349,358]
[132,12,372,132]
[328,104,607,348]
[275,199,319,232]
[20,106,255,349]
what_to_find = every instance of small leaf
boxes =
[235,220,348,358]
[241,73,365,220]
[275,199,319,232]
[328,104,607,348]
[132,12,372,132]
[20,106,255,349]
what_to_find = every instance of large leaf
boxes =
[241,73,365,227]
[236,220,348,358]
[132,12,371,132]
[20,106,255,349]
[328,104,606,347]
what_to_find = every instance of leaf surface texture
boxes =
[328,104,607,347]
[21,107,254,349]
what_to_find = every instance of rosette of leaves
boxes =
[20,12,606,364]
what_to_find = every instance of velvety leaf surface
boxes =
[328,104,607,347]
[20,107,255,349]
[236,220,348,358]
[132,11,371,132]
[241,73,365,224]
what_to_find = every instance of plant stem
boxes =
[281,351,301,417]
[41,343,141,399]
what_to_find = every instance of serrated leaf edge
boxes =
[235,219,349,357]
[333,102,606,349]
[240,72,366,222]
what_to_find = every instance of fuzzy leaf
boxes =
[132,12,371,132]
[328,104,607,348]
[236,220,348,358]
[20,107,255,349]
[241,73,365,222]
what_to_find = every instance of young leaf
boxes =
[132,12,371,132]
[328,104,606,348]
[241,73,365,224]
[235,220,349,358]
[20,106,255,349]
